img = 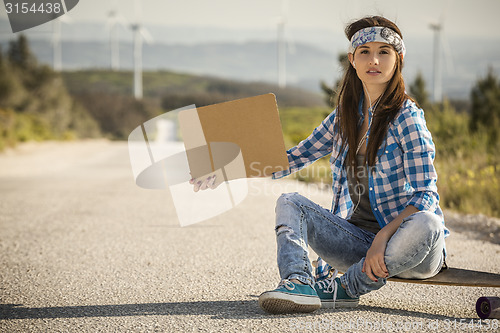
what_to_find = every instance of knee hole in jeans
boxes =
[276,224,293,237]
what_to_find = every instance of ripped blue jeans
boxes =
[275,192,445,298]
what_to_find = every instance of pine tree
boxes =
[8,34,36,70]
[320,53,349,108]
[0,45,21,107]
[409,71,430,109]
[470,68,500,148]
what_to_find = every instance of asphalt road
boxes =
[1,140,499,332]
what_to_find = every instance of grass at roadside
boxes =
[279,105,500,218]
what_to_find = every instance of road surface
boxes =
[1,140,499,332]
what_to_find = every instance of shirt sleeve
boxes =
[272,109,337,179]
[397,104,440,212]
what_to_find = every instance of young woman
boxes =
[258,16,449,314]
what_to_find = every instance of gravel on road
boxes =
[1,140,499,332]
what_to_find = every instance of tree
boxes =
[470,68,500,148]
[8,34,36,70]
[0,35,101,149]
[320,53,349,108]
[409,71,430,109]
[320,81,336,108]
[75,92,155,139]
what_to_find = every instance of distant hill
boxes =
[58,69,326,140]
[61,69,325,109]
[30,40,337,94]
[11,36,499,99]
[2,18,499,100]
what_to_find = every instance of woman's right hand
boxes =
[362,235,389,282]
[189,174,218,192]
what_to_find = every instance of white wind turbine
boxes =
[106,0,127,71]
[428,0,454,103]
[429,21,442,103]
[276,0,295,89]
[52,14,72,71]
[130,0,153,100]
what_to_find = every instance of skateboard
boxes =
[388,267,500,319]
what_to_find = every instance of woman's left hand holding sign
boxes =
[189,174,218,192]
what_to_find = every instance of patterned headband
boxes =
[348,26,406,57]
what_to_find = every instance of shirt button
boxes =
[369,187,373,190]
[374,208,378,211]
[385,150,389,154]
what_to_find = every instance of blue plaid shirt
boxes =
[274,96,448,280]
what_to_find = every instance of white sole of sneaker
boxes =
[259,291,321,314]
[320,299,359,309]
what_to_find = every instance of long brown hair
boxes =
[337,16,412,168]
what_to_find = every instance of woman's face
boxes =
[350,42,398,88]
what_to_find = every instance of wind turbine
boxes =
[428,0,454,103]
[52,14,72,71]
[276,0,295,89]
[106,0,127,71]
[130,0,153,100]
[429,22,442,103]
[277,16,286,88]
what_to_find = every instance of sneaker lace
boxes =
[278,279,295,291]
[316,269,339,308]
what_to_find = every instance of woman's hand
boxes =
[362,205,419,282]
[189,174,218,192]
[362,234,389,282]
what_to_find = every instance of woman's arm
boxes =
[362,205,419,282]
[363,102,438,281]
[399,105,440,212]
[273,109,338,179]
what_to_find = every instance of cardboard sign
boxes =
[179,93,289,180]
[128,93,289,226]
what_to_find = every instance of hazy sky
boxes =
[0,1,498,98]
[64,0,498,39]
[1,0,498,40]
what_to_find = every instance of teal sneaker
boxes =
[314,273,359,309]
[259,280,321,314]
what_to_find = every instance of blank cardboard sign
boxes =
[128,94,289,226]
[179,93,289,180]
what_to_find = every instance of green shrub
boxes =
[278,103,500,218]
[0,35,101,151]
[0,108,16,150]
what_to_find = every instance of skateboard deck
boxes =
[388,267,500,288]
[312,261,500,318]
[388,267,500,319]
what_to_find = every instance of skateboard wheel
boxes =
[476,297,500,319]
